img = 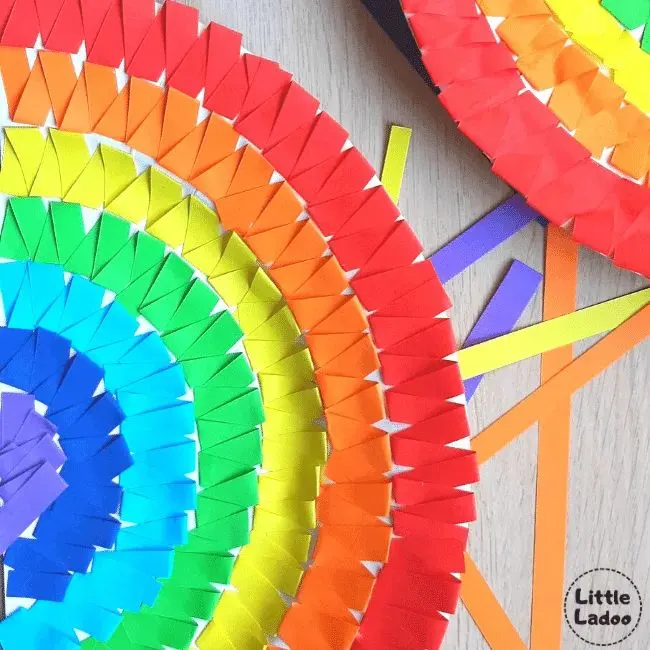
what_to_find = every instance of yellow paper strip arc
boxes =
[381,125,412,204]
[458,288,650,380]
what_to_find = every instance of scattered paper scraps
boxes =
[423,142,648,649]
[432,202,648,650]
[472,302,650,464]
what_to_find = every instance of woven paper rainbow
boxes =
[0,2,477,650]
[401,0,650,279]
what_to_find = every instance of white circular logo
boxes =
[564,569,642,646]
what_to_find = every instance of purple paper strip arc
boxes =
[462,260,542,401]
[0,394,67,553]
[0,464,66,554]
[430,194,541,284]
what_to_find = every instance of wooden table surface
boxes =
[187,1,649,647]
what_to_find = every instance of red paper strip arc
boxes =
[0,1,477,647]
[400,0,650,279]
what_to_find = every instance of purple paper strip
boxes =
[463,260,542,401]
[0,462,67,553]
[14,410,57,446]
[0,393,68,550]
[430,194,541,284]
[1,393,35,447]
[0,436,65,482]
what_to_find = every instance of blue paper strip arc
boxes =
[0,260,195,642]
[0,350,125,600]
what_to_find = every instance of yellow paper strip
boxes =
[458,288,650,379]
[381,125,412,203]
[472,305,650,464]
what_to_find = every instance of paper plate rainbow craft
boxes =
[401,0,650,279]
[0,2,478,650]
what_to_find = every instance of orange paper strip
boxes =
[460,554,527,650]
[530,226,578,650]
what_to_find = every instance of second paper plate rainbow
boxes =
[401,0,650,279]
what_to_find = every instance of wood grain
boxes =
[186,1,650,648]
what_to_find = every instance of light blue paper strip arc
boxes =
[0,260,193,645]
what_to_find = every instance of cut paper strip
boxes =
[531,225,578,650]
[462,260,542,401]
[460,554,527,650]
[458,287,650,380]
[431,195,541,284]
[381,125,412,203]
[472,304,650,464]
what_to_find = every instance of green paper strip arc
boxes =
[601,0,650,45]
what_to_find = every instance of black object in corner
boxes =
[360,0,437,92]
